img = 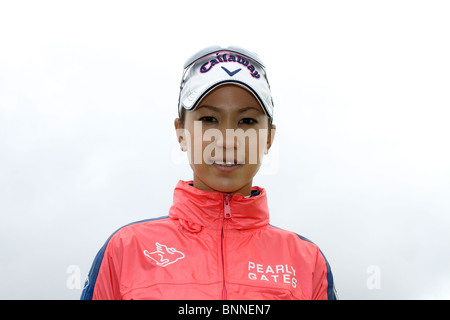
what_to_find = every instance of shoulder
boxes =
[81,216,170,300]
[265,224,332,272]
[266,224,322,254]
[106,215,171,248]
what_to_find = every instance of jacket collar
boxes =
[169,180,270,231]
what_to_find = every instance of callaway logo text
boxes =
[200,53,261,78]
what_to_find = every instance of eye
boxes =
[199,116,217,122]
[239,118,257,125]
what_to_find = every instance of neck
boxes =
[169,180,270,231]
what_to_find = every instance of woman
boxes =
[81,46,337,300]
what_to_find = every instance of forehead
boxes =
[193,84,265,114]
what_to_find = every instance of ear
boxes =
[264,124,276,154]
[174,118,187,152]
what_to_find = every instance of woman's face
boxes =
[174,84,276,196]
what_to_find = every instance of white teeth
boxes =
[214,161,238,166]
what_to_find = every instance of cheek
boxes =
[241,129,267,164]
[183,126,207,165]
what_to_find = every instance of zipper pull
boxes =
[223,194,232,219]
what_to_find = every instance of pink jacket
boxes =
[81,180,336,300]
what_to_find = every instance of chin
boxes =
[192,163,261,194]
[206,173,259,195]
[207,178,243,193]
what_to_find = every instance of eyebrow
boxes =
[195,105,262,114]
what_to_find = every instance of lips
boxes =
[212,161,242,166]
[209,158,245,166]
[208,158,244,173]
[211,162,243,173]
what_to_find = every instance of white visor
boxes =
[178,46,274,119]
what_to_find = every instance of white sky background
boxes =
[0,0,449,299]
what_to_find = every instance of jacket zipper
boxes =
[221,193,232,300]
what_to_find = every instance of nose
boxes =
[213,128,239,150]
[211,124,242,163]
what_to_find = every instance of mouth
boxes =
[211,160,243,166]
[208,159,244,172]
